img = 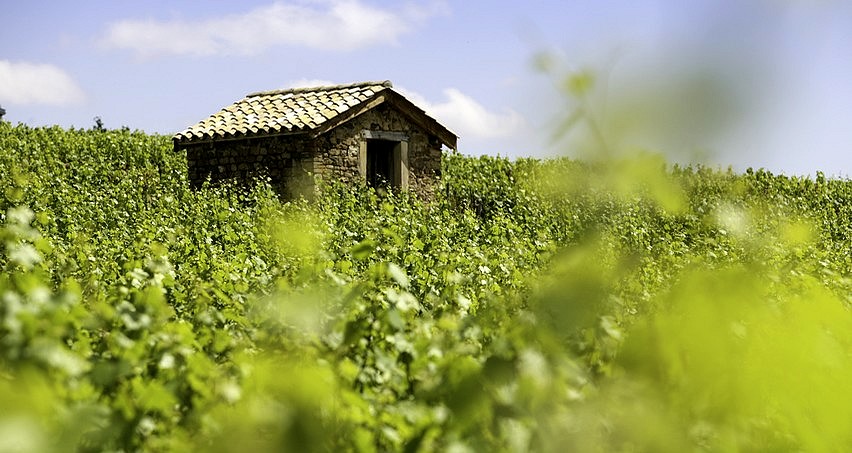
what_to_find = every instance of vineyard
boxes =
[1,122,850,451]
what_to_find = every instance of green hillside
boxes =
[1,122,850,451]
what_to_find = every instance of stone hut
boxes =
[173,80,457,198]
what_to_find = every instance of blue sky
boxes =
[2,0,850,176]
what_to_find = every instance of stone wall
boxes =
[183,103,443,199]
[315,103,443,198]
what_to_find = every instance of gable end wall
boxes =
[315,104,442,197]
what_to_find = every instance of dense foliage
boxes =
[1,122,850,451]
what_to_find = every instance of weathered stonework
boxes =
[184,135,318,199]
[174,81,455,200]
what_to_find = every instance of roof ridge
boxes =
[247,80,393,98]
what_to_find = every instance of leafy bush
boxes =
[1,122,850,451]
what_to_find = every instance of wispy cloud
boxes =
[285,78,337,89]
[400,87,527,140]
[0,60,85,106]
[101,0,442,57]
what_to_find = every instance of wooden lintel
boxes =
[362,130,409,141]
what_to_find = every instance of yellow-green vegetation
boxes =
[1,122,850,451]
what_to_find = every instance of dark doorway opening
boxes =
[366,139,397,188]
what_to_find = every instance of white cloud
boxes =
[0,60,85,106]
[285,79,337,89]
[102,0,440,57]
[399,87,527,140]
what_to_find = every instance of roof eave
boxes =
[309,89,458,150]
[383,90,458,149]
[173,128,309,149]
[309,94,388,139]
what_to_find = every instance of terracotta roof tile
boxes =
[174,80,393,143]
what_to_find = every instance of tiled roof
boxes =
[174,80,396,143]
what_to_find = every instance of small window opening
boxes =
[366,139,398,188]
